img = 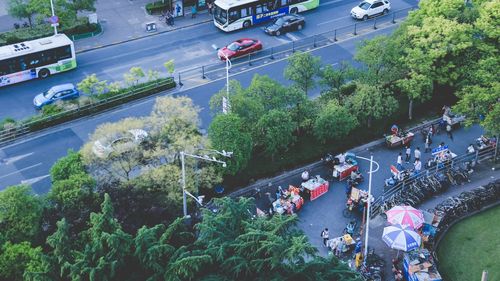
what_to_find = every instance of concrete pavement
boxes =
[234,121,498,279]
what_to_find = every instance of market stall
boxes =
[430,145,457,168]
[301,176,329,201]
[272,185,304,215]
[326,234,355,254]
[386,124,414,148]
[346,187,368,213]
[403,249,442,281]
[332,153,359,181]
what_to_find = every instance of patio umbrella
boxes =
[386,205,424,229]
[382,224,421,252]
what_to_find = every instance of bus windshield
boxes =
[214,5,227,24]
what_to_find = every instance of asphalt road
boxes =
[0,22,403,193]
[0,0,417,120]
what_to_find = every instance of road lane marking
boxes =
[0,152,34,165]
[286,33,300,41]
[317,15,353,26]
[21,174,50,185]
[0,163,42,180]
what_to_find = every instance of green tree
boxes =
[256,110,296,159]
[7,0,35,27]
[124,67,146,86]
[0,241,44,281]
[134,218,194,281]
[208,114,253,175]
[28,0,76,27]
[77,74,107,98]
[346,83,398,128]
[45,218,73,279]
[284,52,321,95]
[0,185,43,244]
[314,100,358,143]
[319,61,355,92]
[50,149,86,182]
[193,197,362,280]
[164,60,175,76]
[68,194,132,281]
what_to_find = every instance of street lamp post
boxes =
[49,0,58,35]
[221,53,232,114]
[354,155,379,262]
[180,150,231,217]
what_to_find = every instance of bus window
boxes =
[229,9,240,22]
[241,7,249,17]
[55,45,72,60]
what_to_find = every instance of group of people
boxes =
[321,227,364,268]
[396,146,422,175]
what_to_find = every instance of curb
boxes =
[75,18,213,54]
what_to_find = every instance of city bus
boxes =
[213,0,319,32]
[0,34,76,87]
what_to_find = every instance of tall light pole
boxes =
[354,155,379,261]
[49,0,58,35]
[211,44,232,114]
[221,53,232,114]
[180,150,232,217]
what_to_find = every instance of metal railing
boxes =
[370,144,498,218]
[0,78,175,146]
[176,6,417,88]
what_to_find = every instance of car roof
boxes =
[50,83,75,92]
[235,38,255,44]
[362,0,385,3]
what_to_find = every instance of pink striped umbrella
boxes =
[386,205,424,229]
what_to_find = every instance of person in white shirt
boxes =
[467,144,475,154]
[414,147,421,161]
[321,228,330,246]
[405,146,411,163]
[397,152,403,170]
[414,159,422,173]
[338,153,346,165]
[301,170,309,182]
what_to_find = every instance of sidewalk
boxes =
[228,120,499,279]
[0,0,213,52]
[75,0,213,52]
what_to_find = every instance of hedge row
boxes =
[146,1,171,14]
[1,78,176,137]
[0,17,100,46]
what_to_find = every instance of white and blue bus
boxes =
[0,34,76,87]
[213,0,319,32]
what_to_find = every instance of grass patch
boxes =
[436,205,500,281]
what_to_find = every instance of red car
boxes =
[218,38,263,60]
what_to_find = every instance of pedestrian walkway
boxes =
[75,0,213,52]
[230,120,498,279]
[0,0,213,52]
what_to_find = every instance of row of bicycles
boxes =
[374,162,473,216]
[430,179,500,237]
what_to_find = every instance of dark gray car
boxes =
[264,14,305,36]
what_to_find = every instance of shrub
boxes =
[41,104,63,116]
[0,118,16,130]
[146,1,170,14]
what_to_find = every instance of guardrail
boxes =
[0,78,175,145]
[176,6,418,87]
[370,144,499,218]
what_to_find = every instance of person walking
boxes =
[191,5,197,18]
[425,136,431,153]
[405,146,411,163]
[397,152,403,170]
[207,1,213,14]
[414,159,422,176]
[414,147,421,161]
[446,124,453,140]
[321,228,329,246]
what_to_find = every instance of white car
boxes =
[351,0,391,20]
[92,129,148,158]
